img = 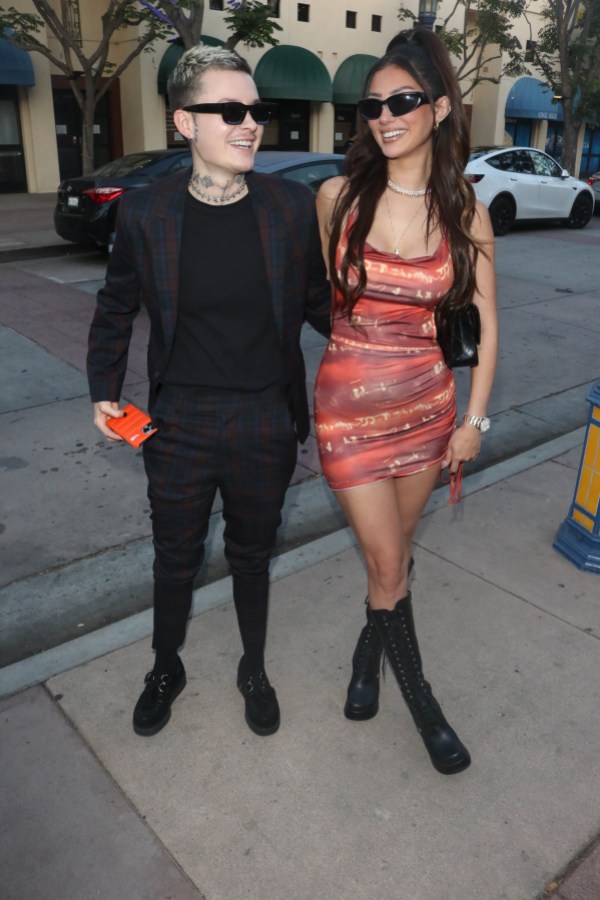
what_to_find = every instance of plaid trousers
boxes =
[142,382,297,651]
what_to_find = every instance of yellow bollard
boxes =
[554,382,600,572]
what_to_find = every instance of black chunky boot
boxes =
[344,601,382,720]
[370,593,471,775]
[345,558,415,721]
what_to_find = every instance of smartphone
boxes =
[106,403,158,447]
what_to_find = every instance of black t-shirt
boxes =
[164,192,284,391]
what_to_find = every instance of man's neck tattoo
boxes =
[189,171,247,204]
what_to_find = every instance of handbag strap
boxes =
[440,462,464,504]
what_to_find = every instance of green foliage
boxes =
[395,0,528,95]
[223,0,282,49]
[532,0,600,129]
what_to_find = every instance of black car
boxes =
[54,149,345,251]
[54,149,193,251]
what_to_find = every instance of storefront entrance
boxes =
[52,88,112,180]
[0,85,27,192]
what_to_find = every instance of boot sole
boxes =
[344,702,379,721]
[430,752,472,775]
[244,711,281,736]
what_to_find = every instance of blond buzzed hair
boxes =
[167,45,253,111]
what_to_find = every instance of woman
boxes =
[314,29,497,775]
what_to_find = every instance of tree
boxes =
[144,0,282,50]
[0,1,170,173]
[396,0,528,98]
[529,0,600,172]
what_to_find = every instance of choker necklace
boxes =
[387,178,430,197]
[188,172,247,204]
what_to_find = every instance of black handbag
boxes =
[435,303,481,369]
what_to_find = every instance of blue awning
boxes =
[0,37,35,86]
[505,76,563,122]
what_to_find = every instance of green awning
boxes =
[254,45,332,102]
[333,54,378,105]
[0,37,35,86]
[157,37,224,95]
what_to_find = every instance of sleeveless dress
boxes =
[314,221,457,491]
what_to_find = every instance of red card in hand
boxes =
[106,404,157,447]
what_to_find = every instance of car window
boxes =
[279,161,344,192]
[93,153,158,176]
[167,153,192,172]
[530,151,562,177]
[486,150,535,174]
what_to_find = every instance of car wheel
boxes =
[566,193,593,229]
[488,196,515,236]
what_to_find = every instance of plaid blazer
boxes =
[87,169,331,443]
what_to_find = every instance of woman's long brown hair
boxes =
[329,28,479,331]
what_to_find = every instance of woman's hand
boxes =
[442,423,482,474]
[93,401,125,441]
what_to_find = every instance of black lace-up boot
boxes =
[344,601,382,720]
[370,593,471,775]
[345,558,415,721]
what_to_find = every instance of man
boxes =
[87,46,331,738]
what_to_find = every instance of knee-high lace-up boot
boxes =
[370,593,471,775]
[344,600,382,720]
[345,559,415,721]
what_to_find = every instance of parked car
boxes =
[465,146,595,236]
[587,172,600,213]
[54,149,192,251]
[54,149,345,251]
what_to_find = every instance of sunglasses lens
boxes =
[222,103,246,125]
[252,104,272,125]
[387,93,422,116]
[358,98,383,121]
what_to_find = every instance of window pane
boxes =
[371,14,382,32]
[298,3,310,21]
[346,10,357,27]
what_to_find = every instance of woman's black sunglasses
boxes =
[181,101,277,125]
[357,92,429,121]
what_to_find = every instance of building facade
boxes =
[0,0,596,193]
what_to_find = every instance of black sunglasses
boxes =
[181,101,276,125]
[357,92,429,121]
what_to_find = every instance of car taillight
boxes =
[467,174,484,183]
[82,187,125,204]
[587,176,599,186]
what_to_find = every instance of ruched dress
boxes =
[314,221,456,491]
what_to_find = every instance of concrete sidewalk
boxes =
[2,439,600,900]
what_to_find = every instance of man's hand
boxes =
[93,401,125,441]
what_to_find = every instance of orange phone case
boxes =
[106,404,157,447]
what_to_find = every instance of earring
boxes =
[432,121,439,132]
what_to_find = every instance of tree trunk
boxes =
[81,88,97,175]
[560,105,579,174]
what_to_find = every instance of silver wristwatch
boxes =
[463,413,491,433]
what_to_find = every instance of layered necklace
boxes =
[189,171,247,204]
[384,190,428,257]
[387,178,431,198]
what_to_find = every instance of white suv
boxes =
[465,146,595,236]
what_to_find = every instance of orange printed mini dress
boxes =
[314,219,456,491]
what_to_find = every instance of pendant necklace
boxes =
[387,178,431,198]
[384,190,427,257]
[189,172,247,204]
